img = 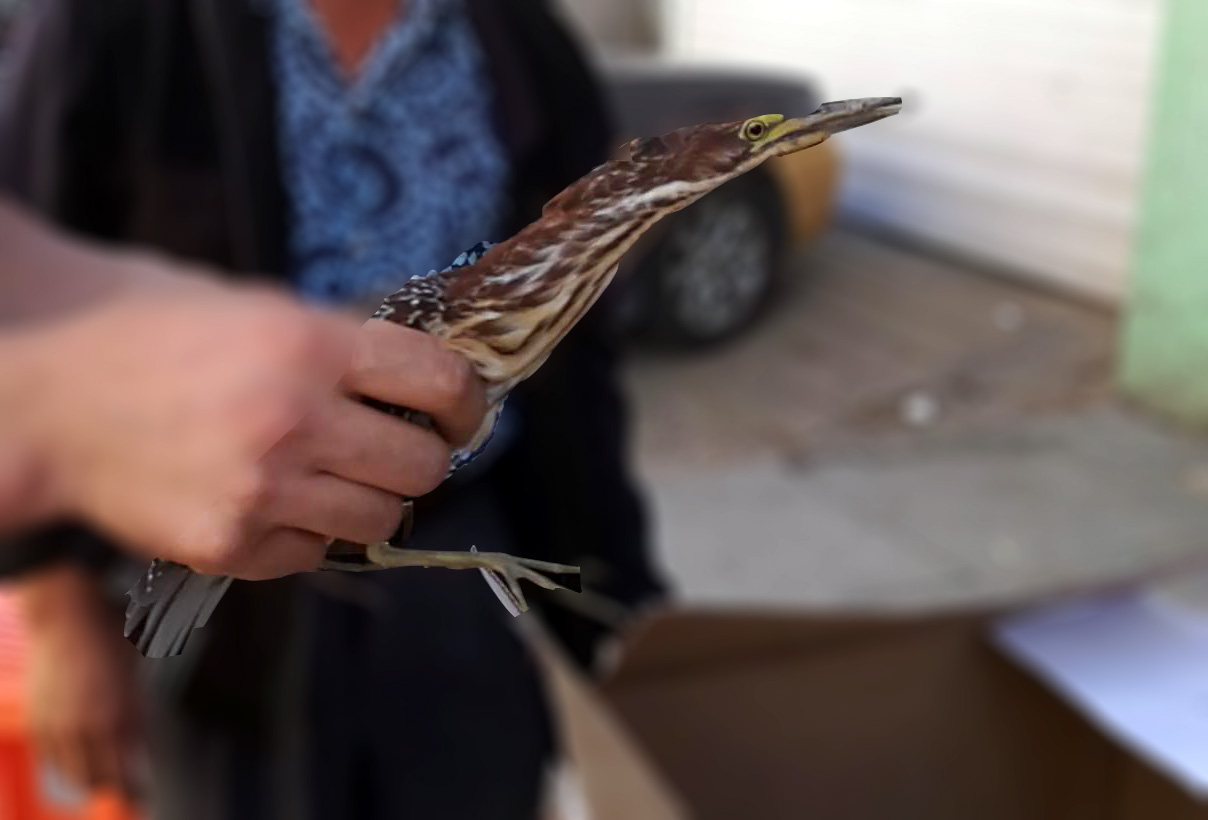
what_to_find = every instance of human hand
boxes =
[19,567,144,798]
[208,316,487,579]
[3,258,485,579]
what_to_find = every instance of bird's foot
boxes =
[360,543,581,616]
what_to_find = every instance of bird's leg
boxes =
[362,542,581,615]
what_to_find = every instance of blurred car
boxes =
[600,55,841,347]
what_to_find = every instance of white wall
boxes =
[554,0,661,53]
[663,0,1164,301]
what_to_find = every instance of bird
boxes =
[125,96,903,658]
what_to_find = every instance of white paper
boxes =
[994,579,1208,800]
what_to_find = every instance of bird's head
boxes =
[623,96,902,187]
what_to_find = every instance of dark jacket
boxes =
[0,0,664,680]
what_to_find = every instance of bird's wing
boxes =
[372,241,496,330]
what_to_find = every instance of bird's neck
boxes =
[438,170,718,390]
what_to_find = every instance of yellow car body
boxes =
[766,138,840,248]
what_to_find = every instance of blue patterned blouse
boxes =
[269,0,516,470]
[269,0,511,305]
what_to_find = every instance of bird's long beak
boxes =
[767,96,903,155]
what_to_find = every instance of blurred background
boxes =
[5,0,1208,817]
[550,0,1194,605]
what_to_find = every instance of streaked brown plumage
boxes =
[125,97,902,658]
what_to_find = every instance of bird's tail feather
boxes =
[124,560,233,658]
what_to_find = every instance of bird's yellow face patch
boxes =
[738,115,786,146]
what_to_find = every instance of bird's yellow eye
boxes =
[741,120,767,141]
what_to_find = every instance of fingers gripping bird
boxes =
[125,97,903,658]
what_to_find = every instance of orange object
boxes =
[0,592,140,820]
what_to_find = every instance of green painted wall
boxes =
[1120,0,1208,423]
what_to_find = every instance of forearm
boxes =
[0,197,235,530]
[0,325,58,530]
[0,197,132,323]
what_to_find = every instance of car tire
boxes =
[636,169,786,348]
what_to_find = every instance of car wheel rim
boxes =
[661,197,773,338]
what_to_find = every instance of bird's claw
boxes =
[358,543,581,617]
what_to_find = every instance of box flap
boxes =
[520,620,690,820]
[601,605,1003,682]
[600,607,1121,820]
[603,551,1208,684]
[995,573,1208,802]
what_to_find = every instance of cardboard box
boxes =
[537,568,1208,819]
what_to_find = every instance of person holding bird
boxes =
[0,0,666,818]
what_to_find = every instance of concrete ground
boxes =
[624,230,1208,612]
